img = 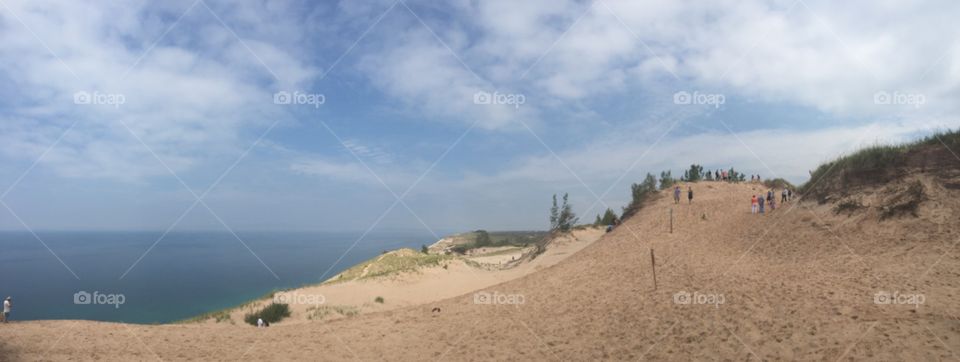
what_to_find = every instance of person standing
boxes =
[3,297,11,323]
[687,187,693,204]
[751,195,758,214]
[758,195,765,214]
[673,186,681,204]
[781,189,788,203]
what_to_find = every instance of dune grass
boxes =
[802,129,959,197]
[325,248,455,284]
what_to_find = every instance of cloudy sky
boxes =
[0,0,957,233]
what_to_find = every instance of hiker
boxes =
[751,195,758,214]
[3,297,10,323]
[758,195,765,214]
[781,189,788,203]
[769,191,777,210]
[721,170,727,181]
[715,170,721,181]
[673,186,681,204]
[788,188,793,201]
[257,318,264,328]
[687,187,693,204]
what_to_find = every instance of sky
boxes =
[0,0,958,233]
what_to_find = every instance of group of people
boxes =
[673,185,694,204]
[749,174,762,182]
[751,188,793,214]
[712,169,733,182]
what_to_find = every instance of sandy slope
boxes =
[220,228,604,325]
[1,181,958,361]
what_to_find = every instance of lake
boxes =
[0,230,437,324]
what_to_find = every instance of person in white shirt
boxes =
[257,317,264,328]
[3,297,11,323]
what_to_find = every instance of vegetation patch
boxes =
[801,129,959,201]
[243,302,291,326]
[447,230,548,255]
[306,305,359,320]
[326,249,455,284]
[878,181,925,220]
[833,198,865,215]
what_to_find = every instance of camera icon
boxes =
[673,291,691,305]
[73,91,91,105]
[473,291,492,304]
[274,91,292,105]
[74,291,92,305]
[673,91,691,105]
[873,91,891,105]
[874,291,891,304]
[473,91,492,105]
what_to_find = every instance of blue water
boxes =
[0,230,436,324]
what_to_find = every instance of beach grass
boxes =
[325,248,455,284]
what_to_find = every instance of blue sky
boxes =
[1,0,958,232]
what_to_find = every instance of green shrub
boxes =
[374,296,384,304]
[243,303,291,326]
[549,193,579,232]
[833,199,864,214]
[622,173,658,219]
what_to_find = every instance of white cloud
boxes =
[347,0,959,127]
[0,0,317,181]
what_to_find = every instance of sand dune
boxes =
[1,180,958,361]
[216,227,604,326]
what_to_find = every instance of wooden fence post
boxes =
[650,249,657,290]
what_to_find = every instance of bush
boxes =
[683,164,704,182]
[474,230,492,247]
[598,208,619,225]
[549,193,579,232]
[833,199,864,214]
[659,170,675,190]
[622,173,658,219]
[374,296,384,304]
[243,303,291,326]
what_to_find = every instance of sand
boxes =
[1,180,958,361]
[222,227,604,325]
